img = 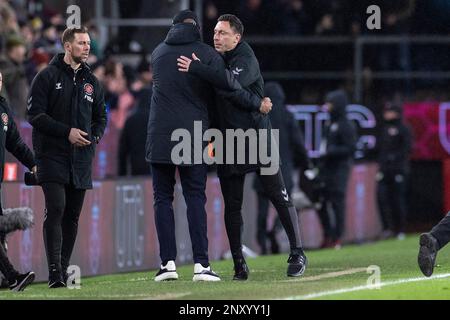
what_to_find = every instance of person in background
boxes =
[376,104,412,240]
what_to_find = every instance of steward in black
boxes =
[317,89,357,248]
[376,104,412,237]
[27,53,107,189]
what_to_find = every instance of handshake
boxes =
[259,97,272,114]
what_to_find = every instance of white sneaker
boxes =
[192,263,221,282]
[397,233,406,241]
[154,261,179,282]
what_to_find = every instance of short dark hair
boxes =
[218,14,244,36]
[61,26,89,44]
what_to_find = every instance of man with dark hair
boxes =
[177,14,308,280]
[147,10,271,282]
[27,26,107,288]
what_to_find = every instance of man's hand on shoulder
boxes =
[177,53,201,72]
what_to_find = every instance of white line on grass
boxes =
[285,272,450,300]
[279,267,367,282]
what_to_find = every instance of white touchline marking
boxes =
[284,273,450,300]
[279,268,368,283]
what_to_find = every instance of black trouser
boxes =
[41,183,86,273]
[430,212,450,250]
[318,189,346,241]
[377,173,407,233]
[318,165,350,242]
[151,163,209,266]
[256,187,289,254]
[220,169,302,260]
[0,197,19,283]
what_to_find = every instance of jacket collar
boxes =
[49,53,90,75]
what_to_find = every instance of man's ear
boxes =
[236,34,242,44]
[64,42,71,52]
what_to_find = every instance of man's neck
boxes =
[63,53,81,70]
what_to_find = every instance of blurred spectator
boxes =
[237,0,267,35]
[118,86,152,176]
[25,48,49,84]
[104,58,135,129]
[279,0,311,35]
[0,35,29,118]
[0,1,20,47]
[33,21,63,56]
[376,104,412,240]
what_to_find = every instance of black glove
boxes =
[24,172,38,186]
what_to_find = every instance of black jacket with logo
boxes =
[0,96,35,183]
[27,53,107,189]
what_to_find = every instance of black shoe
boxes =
[418,233,439,277]
[48,269,65,288]
[9,272,35,292]
[233,258,249,281]
[287,253,308,277]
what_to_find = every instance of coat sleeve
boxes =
[27,71,71,138]
[326,121,357,159]
[91,80,107,141]
[5,108,35,170]
[189,56,261,112]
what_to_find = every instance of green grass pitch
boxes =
[1,235,449,300]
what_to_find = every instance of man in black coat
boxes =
[146,10,266,282]
[317,90,357,249]
[27,27,107,288]
[177,14,308,280]
[376,104,412,240]
[119,87,152,176]
[0,71,36,291]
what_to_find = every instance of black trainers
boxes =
[233,258,249,281]
[418,233,439,277]
[48,268,65,288]
[9,271,35,292]
[287,253,308,277]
